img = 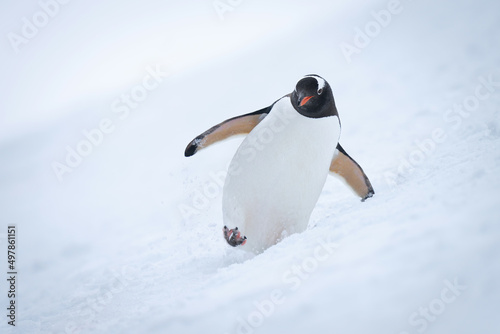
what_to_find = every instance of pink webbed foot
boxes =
[223,226,247,247]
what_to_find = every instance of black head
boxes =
[291,75,338,118]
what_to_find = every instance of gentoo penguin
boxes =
[185,75,374,253]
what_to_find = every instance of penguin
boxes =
[184,75,374,253]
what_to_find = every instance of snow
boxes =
[1,0,499,333]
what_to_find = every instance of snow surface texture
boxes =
[0,0,499,333]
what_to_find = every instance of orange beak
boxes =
[299,95,314,107]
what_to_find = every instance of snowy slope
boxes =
[1,0,499,333]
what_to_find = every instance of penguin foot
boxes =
[223,226,247,247]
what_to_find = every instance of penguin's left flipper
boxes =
[184,106,271,157]
[330,144,375,201]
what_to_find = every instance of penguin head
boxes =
[291,75,338,118]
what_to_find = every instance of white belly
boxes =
[223,97,340,253]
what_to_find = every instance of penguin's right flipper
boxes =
[329,143,375,201]
[184,106,271,157]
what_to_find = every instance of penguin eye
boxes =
[317,88,323,95]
